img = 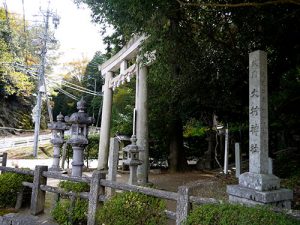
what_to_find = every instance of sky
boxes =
[1,0,108,74]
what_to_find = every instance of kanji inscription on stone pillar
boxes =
[249,50,268,174]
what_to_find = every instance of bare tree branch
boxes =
[177,0,300,8]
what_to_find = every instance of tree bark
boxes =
[168,116,188,172]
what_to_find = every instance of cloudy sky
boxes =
[1,0,108,66]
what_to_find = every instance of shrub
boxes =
[58,181,90,193]
[51,198,88,225]
[0,172,33,208]
[97,191,167,225]
[184,203,300,225]
[85,135,100,159]
[51,181,89,225]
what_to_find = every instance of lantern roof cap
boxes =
[57,112,64,121]
[77,97,86,112]
[65,112,94,125]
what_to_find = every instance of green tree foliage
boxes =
[52,52,105,126]
[0,8,35,97]
[111,84,135,136]
[0,8,42,132]
[76,0,300,170]
[82,51,105,125]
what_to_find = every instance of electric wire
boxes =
[12,62,102,97]
[59,78,102,95]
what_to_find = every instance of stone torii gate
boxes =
[97,35,150,184]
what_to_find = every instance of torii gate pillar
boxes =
[96,36,149,178]
[97,71,113,170]
[136,65,149,184]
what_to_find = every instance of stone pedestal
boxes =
[71,145,85,177]
[50,143,63,171]
[227,185,293,208]
[227,50,293,209]
[227,171,292,208]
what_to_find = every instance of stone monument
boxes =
[48,113,68,171]
[227,50,293,208]
[65,98,94,177]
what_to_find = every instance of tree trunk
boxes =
[168,116,188,172]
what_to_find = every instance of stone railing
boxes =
[0,165,222,225]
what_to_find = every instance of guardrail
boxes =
[0,165,222,225]
[0,134,51,151]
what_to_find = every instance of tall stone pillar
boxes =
[227,50,293,208]
[98,72,113,170]
[136,65,149,184]
[239,50,279,190]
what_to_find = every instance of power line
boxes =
[12,64,80,101]
[60,80,102,96]
[1,62,102,97]
[46,76,103,96]
[55,87,79,101]
[13,63,102,99]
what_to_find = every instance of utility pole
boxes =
[92,78,97,121]
[33,4,59,158]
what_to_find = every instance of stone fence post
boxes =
[30,165,48,215]
[176,186,191,225]
[107,137,119,196]
[0,152,7,174]
[87,171,106,225]
[235,142,241,178]
[0,152,7,167]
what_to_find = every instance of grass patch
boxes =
[191,175,238,201]
[7,144,53,159]
[0,208,17,216]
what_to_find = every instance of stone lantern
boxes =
[48,112,68,171]
[123,135,142,185]
[65,98,93,177]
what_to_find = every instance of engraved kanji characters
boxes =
[250,106,259,116]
